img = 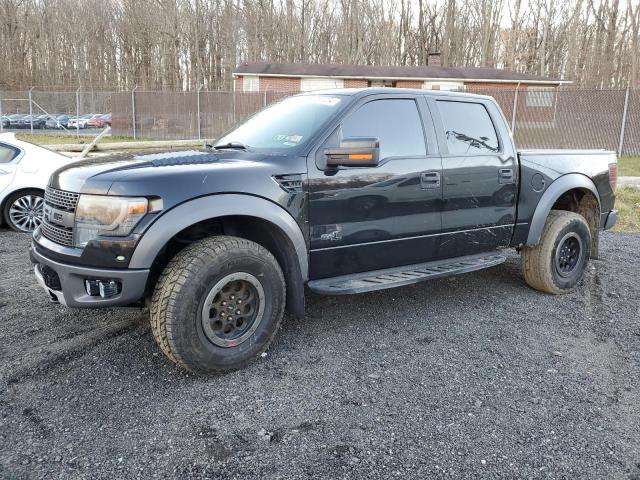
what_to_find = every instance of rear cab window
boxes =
[436,100,500,154]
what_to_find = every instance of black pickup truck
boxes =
[30,88,618,373]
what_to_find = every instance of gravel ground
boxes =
[1,230,639,479]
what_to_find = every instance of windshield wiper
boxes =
[213,142,250,151]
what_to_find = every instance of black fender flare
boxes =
[129,195,308,318]
[129,194,308,278]
[129,194,309,274]
[525,173,600,246]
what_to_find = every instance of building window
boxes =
[300,77,345,91]
[526,87,555,107]
[243,75,260,92]
[368,80,397,88]
[423,81,464,91]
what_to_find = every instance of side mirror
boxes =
[324,137,380,168]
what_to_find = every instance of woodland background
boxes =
[0,0,639,91]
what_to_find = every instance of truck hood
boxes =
[50,149,306,208]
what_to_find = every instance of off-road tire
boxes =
[521,210,591,294]
[150,236,286,373]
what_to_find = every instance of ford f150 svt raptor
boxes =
[30,88,618,373]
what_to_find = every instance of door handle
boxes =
[499,168,514,184]
[0,168,12,175]
[420,171,440,189]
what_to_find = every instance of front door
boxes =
[308,95,443,279]
[429,98,518,257]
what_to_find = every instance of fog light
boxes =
[85,279,100,296]
[85,279,121,298]
[99,280,119,298]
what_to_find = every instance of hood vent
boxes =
[273,174,304,193]
[144,151,220,167]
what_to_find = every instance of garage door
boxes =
[300,77,345,91]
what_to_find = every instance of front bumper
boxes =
[30,243,149,308]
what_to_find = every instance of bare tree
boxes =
[0,0,638,90]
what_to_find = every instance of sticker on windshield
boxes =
[276,134,303,144]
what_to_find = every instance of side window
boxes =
[0,144,20,164]
[436,101,499,154]
[341,99,426,159]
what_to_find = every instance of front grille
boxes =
[42,187,78,246]
[41,221,74,246]
[45,187,79,211]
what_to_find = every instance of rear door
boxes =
[428,97,518,257]
[308,94,442,279]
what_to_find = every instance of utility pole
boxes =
[195,0,200,90]
[131,86,138,140]
[29,87,34,134]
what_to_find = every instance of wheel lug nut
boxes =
[221,301,227,306]
[237,299,242,304]
[230,295,235,300]
[221,312,226,317]
[236,310,241,315]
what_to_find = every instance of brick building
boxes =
[233,58,570,127]
[233,58,569,94]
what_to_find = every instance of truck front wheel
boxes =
[150,236,286,373]
[521,210,591,294]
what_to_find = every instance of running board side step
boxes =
[307,253,507,295]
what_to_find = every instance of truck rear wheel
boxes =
[149,236,286,373]
[521,210,591,294]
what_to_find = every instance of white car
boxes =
[0,133,77,232]
[68,114,99,129]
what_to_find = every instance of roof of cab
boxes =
[298,87,491,100]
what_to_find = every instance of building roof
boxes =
[234,62,569,84]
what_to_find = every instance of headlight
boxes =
[74,195,148,247]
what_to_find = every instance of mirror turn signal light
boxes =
[348,153,373,161]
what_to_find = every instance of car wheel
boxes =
[150,236,286,373]
[521,210,591,294]
[3,189,45,233]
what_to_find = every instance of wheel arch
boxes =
[130,194,308,318]
[526,174,600,255]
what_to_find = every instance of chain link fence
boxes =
[111,90,292,140]
[0,88,114,136]
[1,87,639,155]
[470,87,637,154]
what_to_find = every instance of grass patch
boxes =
[14,134,138,145]
[618,156,640,177]
[613,186,640,232]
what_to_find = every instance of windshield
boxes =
[215,95,344,151]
